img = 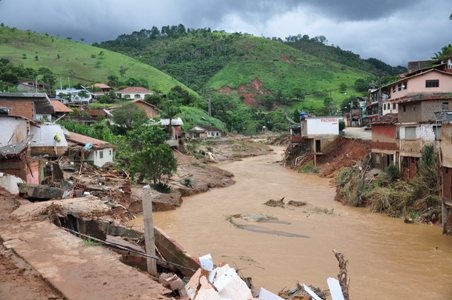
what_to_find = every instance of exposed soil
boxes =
[315,137,371,177]
[219,78,269,107]
[285,136,371,178]
[0,188,64,300]
[0,244,64,300]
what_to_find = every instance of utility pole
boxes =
[142,197,158,276]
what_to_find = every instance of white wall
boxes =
[399,124,436,141]
[303,117,339,136]
[30,124,68,148]
[88,148,114,167]
[0,118,28,145]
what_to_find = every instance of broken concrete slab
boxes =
[131,187,182,212]
[11,196,110,221]
[18,183,64,201]
[0,220,169,299]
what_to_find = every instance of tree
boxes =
[432,44,452,60]
[119,65,128,77]
[107,75,119,87]
[112,103,148,134]
[168,85,197,106]
[126,125,177,185]
[354,78,368,93]
[323,97,336,115]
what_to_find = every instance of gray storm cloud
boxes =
[0,0,450,65]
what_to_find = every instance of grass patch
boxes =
[83,238,101,247]
[298,161,318,173]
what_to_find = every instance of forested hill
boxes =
[97,25,404,92]
[283,34,407,76]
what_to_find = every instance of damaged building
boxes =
[0,114,67,184]
[65,131,115,168]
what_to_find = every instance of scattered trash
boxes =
[186,255,254,299]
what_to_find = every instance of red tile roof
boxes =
[50,99,73,113]
[117,86,152,94]
[94,83,111,89]
[372,113,398,125]
[65,132,112,149]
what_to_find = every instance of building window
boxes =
[99,150,104,159]
[392,86,396,93]
[405,126,416,140]
[109,150,112,156]
[403,82,407,89]
[425,79,439,88]
[383,103,386,110]
[442,101,449,111]
[397,84,402,91]
[393,103,397,109]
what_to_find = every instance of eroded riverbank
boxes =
[129,146,452,299]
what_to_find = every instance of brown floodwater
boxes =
[129,147,452,299]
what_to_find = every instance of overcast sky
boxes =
[0,0,450,66]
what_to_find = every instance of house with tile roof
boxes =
[65,131,115,168]
[116,86,154,100]
[50,99,73,120]
[0,92,54,121]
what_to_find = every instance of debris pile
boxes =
[264,197,306,208]
[184,254,286,300]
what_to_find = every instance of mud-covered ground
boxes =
[0,189,64,300]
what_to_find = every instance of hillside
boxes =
[0,26,193,94]
[283,35,407,76]
[98,27,377,110]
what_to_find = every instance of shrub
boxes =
[384,164,400,182]
[153,182,171,193]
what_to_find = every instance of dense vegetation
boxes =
[283,34,406,76]
[336,145,440,223]
[0,24,194,95]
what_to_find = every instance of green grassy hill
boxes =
[206,35,371,110]
[0,26,192,94]
[98,28,375,111]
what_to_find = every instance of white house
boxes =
[116,87,154,100]
[56,88,92,104]
[188,125,222,139]
[65,131,114,168]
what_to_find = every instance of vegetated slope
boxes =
[207,35,371,110]
[0,26,192,94]
[283,35,407,76]
[98,27,373,110]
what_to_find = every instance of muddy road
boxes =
[130,146,452,299]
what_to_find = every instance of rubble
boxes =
[287,200,307,207]
[0,173,23,195]
[18,183,65,200]
[264,197,285,208]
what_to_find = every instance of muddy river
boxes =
[130,147,452,299]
